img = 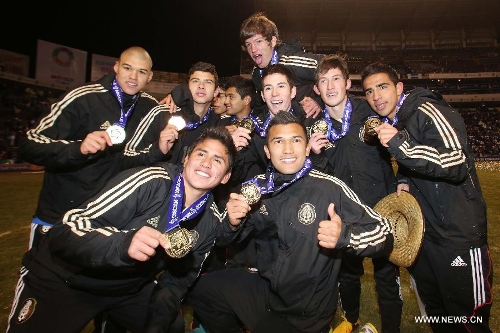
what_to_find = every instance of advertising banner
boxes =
[0,49,29,77]
[35,40,87,88]
[91,53,117,82]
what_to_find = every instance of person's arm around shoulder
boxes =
[159,93,178,113]
[300,96,322,118]
[159,83,194,113]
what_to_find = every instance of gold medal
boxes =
[238,118,255,133]
[363,117,382,143]
[309,119,329,137]
[240,182,261,205]
[164,227,193,258]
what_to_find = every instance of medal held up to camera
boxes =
[362,117,382,144]
[168,116,187,131]
[232,117,255,134]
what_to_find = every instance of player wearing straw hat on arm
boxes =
[362,62,492,333]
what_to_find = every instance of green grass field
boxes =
[0,167,498,332]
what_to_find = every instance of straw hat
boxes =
[373,191,425,267]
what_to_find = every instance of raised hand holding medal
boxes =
[240,181,261,205]
[158,116,187,154]
[168,116,187,131]
[308,119,329,138]
[106,125,127,145]
[237,117,255,134]
[164,226,194,258]
[362,116,382,144]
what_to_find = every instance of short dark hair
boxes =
[187,61,219,88]
[218,76,230,91]
[360,62,399,87]
[188,126,237,171]
[240,12,280,47]
[226,75,256,99]
[315,54,349,83]
[261,64,295,87]
[266,111,308,144]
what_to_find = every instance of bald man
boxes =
[18,46,167,249]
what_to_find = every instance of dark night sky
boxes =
[1,1,255,78]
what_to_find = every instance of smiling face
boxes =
[113,48,153,95]
[362,72,404,120]
[224,86,251,119]
[264,123,310,175]
[314,67,351,110]
[261,72,296,117]
[244,34,277,69]
[182,138,231,194]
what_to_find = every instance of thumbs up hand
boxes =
[318,203,342,249]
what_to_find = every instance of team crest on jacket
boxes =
[298,203,316,225]
[17,298,37,324]
[259,205,268,216]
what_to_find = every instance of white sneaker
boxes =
[359,323,378,333]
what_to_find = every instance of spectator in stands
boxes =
[6,127,236,333]
[361,62,493,333]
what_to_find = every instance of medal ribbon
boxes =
[252,114,271,138]
[323,99,353,142]
[258,49,279,76]
[250,108,294,138]
[110,79,138,128]
[242,157,312,195]
[230,115,239,125]
[186,107,212,130]
[165,174,211,232]
[381,93,407,126]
